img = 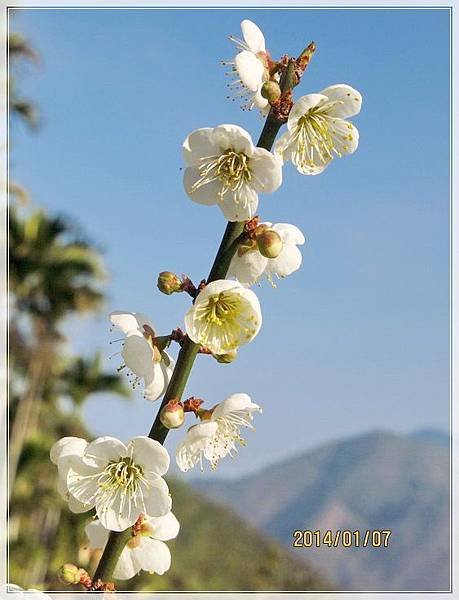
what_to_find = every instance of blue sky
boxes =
[10,8,450,477]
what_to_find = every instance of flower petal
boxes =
[321,84,362,118]
[235,51,264,92]
[288,94,328,130]
[113,547,139,580]
[183,127,219,166]
[121,333,156,380]
[84,437,128,467]
[142,474,172,517]
[212,124,254,156]
[250,148,282,194]
[146,511,180,541]
[266,244,302,278]
[85,519,109,550]
[272,223,305,246]
[109,311,154,335]
[329,119,359,156]
[97,489,137,531]
[241,19,266,53]
[129,436,170,476]
[68,494,93,514]
[134,537,171,575]
[253,85,269,110]
[212,393,260,419]
[227,250,268,286]
[183,167,220,206]
[191,279,240,303]
[219,185,258,222]
[67,459,99,507]
[50,437,87,465]
[273,130,294,165]
[176,422,218,472]
[143,362,166,402]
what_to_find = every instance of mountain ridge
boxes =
[192,429,450,591]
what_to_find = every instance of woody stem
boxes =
[91,58,299,585]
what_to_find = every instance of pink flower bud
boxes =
[160,400,185,429]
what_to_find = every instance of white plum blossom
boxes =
[85,511,179,580]
[50,436,92,514]
[176,393,261,472]
[275,84,362,175]
[109,311,175,402]
[225,19,274,115]
[228,222,305,286]
[184,279,262,354]
[53,435,171,531]
[183,124,282,222]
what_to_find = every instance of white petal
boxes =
[241,19,265,53]
[237,287,262,330]
[109,311,153,335]
[250,148,282,194]
[68,493,92,514]
[191,279,240,304]
[121,333,156,379]
[84,436,127,467]
[113,547,139,580]
[176,422,218,472]
[227,250,268,286]
[212,393,259,419]
[85,519,109,550]
[288,94,328,131]
[183,167,220,206]
[320,84,362,118]
[142,474,172,517]
[292,150,329,176]
[235,51,264,92]
[67,459,99,506]
[328,119,359,155]
[274,130,294,165]
[98,489,136,531]
[219,185,258,222]
[253,85,269,110]
[143,362,166,402]
[272,223,305,245]
[134,537,171,575]
[145,511,180,541]
[50,437,87,465]
[182,127,219,166]
[129,436,170,476]
[212,124,254,156]
[57,475,68,498]
[266,244,302,278]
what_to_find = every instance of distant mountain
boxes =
[116,478,332,592]
[409,428,450,449]
[193,430,450,591]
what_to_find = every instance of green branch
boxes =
[91,55,299,586]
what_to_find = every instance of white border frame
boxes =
[0,2,455,599]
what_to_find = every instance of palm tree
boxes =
[9,206,106,490]
[9,349,130,587]
[9,32,38,129]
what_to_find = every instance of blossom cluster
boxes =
[49,18,361,587]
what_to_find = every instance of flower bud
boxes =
[160,400,185,429]
[58,563,82,585]
[157,271,182,295]
[214,349,238,364]
[261,80,281,103]
[256,229,283,258]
